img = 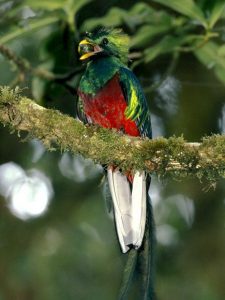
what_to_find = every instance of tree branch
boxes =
[0,44,83,92]
[0,43,59,81]
[0,86,224,183]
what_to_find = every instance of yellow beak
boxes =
[78,39,96,60]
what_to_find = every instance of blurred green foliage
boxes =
[0,0,225,299]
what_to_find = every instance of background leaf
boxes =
[81,2,153,32]
[24,0,92,29]
[24,0,67,10]
[208,1,225,28]
[80,7,126,31]
[152,0,208,27]
[0,16,58,44]
[131,24,172,48]
[130,9,180,48]
[194,41,225,84]
[144,34,199,63]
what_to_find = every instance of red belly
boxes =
[78,75,140,137]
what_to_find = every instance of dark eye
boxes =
[102,38,108,45]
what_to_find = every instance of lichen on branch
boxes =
[0,86,224,183]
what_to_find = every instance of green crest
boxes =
[86,28,130,64]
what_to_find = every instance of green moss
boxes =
[0,86,225,186]
[0,86,22,104]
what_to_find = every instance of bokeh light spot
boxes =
[0,162,53,220]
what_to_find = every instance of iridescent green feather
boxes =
[119,67,152,138]
[79,56,120,95]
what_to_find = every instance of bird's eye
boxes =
[85,31,92,38]
[102,38,108,45]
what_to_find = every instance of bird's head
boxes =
[78,28,130,64]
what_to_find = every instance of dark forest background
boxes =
[0,0,225,299]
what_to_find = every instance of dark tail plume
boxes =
[138,193,156,300]
[118,177,156,300]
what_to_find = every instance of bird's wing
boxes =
[75,95,89,124]
[119,66,152,138]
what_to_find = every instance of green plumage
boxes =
[119,66,152,137]
[79,56,122,95]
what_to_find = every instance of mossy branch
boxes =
[0,86,224,183]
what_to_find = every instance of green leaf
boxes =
[25,0,92,30]
[80,7,125,31]
[208,1,225,28]
[129,2,154,15]
[24,0,67,10]
[124,2,155,28]
[32,76,46,101]
[143,36,176,63]
[63,0,92,30]
[218,44,225,56]
[131,24,172,48]
[214,65,225,84]
[152,0,207,27]
[81,2,154,32]
[144,35,197,63]
[194,41,225,84]
[0,16,58,44]
[130,8,176,48]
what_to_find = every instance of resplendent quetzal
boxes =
[77,28,154,268]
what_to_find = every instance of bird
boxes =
[76,28,154,291]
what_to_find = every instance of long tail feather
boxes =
[139,183,156,300]
[118,249,138,300]
[131,171,146,248]
[107,169,147,253]
[107,173,156,299]
[107,168,132,253]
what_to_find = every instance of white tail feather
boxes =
[131,171,146,248]
[107,168,146,253]
[107,169,131,253]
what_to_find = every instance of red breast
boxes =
[78,74,140,137]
